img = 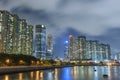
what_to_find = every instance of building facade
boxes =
[26,25,33,55]
[18,19,27,54]
[86,41,92,60]
[90,40,99,61]
[0,10,33,55]
[101,44,111,61]
[68,35,74,61]
[46,34,53,59]
[0,10,10,53]
[72,39,79,61]
[34,25,46,59]
[77,36,86,60]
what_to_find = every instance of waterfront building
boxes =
[64,40,69,61]
[0,10,10,53]
[77,36,86,60]
[34,25,46,59]
[18,19,27,54]
[0,11,20,54]
[86,42,111,62]
[68,35,74,61]
[10,14,19,54]
[72,39,79,61]
[46,34,53,59]
[115,52,120,61]
[0,10,33,56]
[67,34,111,62]
[86,41,92,60]
[105,44,111,60]
[101,44,111,61]
[90,40,99,61]
[98,44,104,61]
[26,25,33,55]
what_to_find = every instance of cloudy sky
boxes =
[1,0,120,58]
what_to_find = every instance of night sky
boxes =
[1,0,120,58]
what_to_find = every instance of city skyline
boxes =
[0,0,120,58]
[67,35,111,62]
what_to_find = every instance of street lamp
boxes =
[19,60,25,65]
[5,58,11,66]
[6,59,10,64]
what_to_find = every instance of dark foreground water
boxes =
[0,66,120,80]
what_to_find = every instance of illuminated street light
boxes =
[65,40,68,44]
[19,60,25,65]
[6,59,10,64]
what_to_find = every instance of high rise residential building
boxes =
[8,14,19,54]
[101,44,111,60]
[115,52,120,61]
[72,39,79,61]
[98,44,104,61]
[86,40,101,61]
[46,34,53,59]
[67,34,111,62]
[86,41,92,60]
[18,19,27,54]
[77,36,86,60]
[68,35,74,61]
[90,40,99,61]
[34,25,46,60]
[105,44,111,60]
[0,10,33,56]
[64,40,69,61]
[0,10,10,53]
[26,25,33,55]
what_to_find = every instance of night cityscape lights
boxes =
[67,35,111,62]
[0,10,115,64]
[1,0,120,80]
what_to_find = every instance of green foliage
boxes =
[0,53,37,66]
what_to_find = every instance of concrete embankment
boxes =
[0,65,69,75]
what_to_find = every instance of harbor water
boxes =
[0,66,120,80]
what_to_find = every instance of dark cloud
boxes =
[1,0,120,36]
[11,7,55,26]
[0,0,9,4]
[86,28,120,54]
[1,0,120,57]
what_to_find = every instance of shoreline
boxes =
[0,64,119,75]
[0,65,72,75]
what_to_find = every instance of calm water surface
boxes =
[0,66,120,80]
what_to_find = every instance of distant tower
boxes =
[64,40,68,61]
[26,25,33,55]
[100,44,111,61]
[77,36,86,60]
[68,35,74,61]
[34,25,46,60]
[47,34,53,59]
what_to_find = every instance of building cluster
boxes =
[0,10,53,60]
[0,10,112,61]
[115,52,120,61]
[68,35,111,62]
[0,10,33,55]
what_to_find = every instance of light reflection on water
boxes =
[1,66,120,80]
